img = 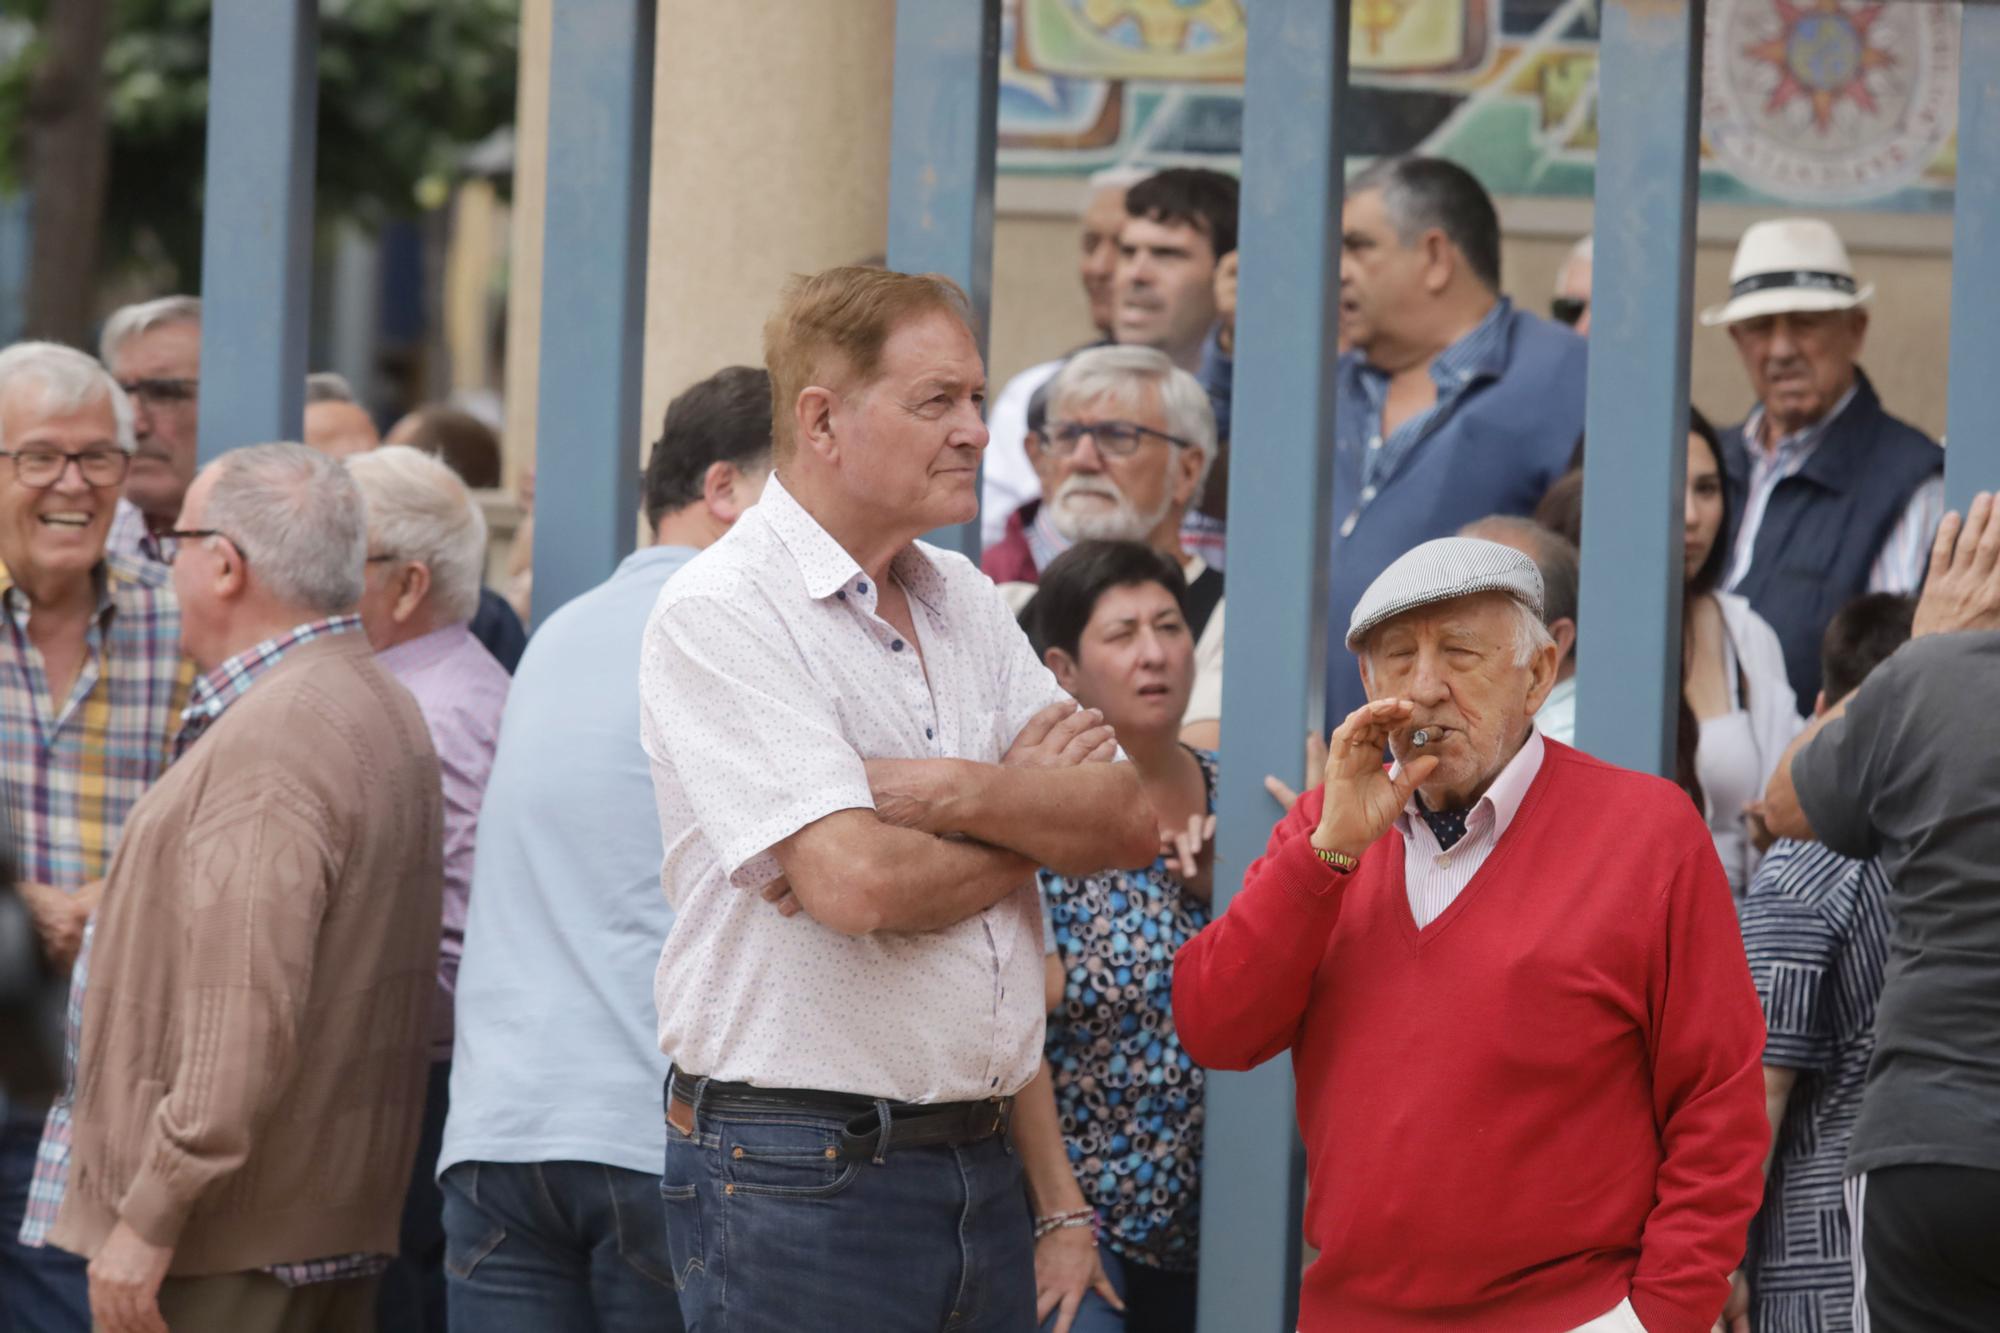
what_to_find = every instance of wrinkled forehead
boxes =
[1360,590,1521,652]
[111,319,201,376]
[0,376,119,441]
[1051,380,1164,426]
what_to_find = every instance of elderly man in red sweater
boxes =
[1174,537,1767,1333]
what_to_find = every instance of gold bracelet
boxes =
[1311,845,1359,875]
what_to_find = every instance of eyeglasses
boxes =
[1550,297,1588,328]
[115,377,198,407]
[157,527,248,568]
[0,447,131,489]
[1043,419,1194,459]
[365,553,400,565]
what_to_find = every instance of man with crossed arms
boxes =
[641,265,1156,1332]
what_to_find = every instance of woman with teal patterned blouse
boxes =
[1023,541,1212,1333]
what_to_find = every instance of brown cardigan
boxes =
[51,633,444,1274]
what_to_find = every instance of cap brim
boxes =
[1699,282,1874,327]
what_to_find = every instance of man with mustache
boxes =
[99,296,202,566]
[1011,345,1227,746]
[1174,536,1768,1332]
[1701,218,1942,714]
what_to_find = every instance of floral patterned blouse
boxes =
[1040,746,1215,1273]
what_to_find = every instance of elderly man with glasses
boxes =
[1003,344,1227,747]
[98,296,202,567]
[0,342,191,1333]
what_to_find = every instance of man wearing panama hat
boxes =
[1704,217,1943,715]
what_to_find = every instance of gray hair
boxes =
[1348,156,1502,293]
[202,443,367,613]
[99,295,201,366]
[1045,344,1219,503]
[1458,515,1579,628]
[344,445,487,624]
[0,341,136,453]
[305,371,357,404]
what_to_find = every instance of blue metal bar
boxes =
[1574,0,1705,776]
[886,0,1001,558]
[1946,5,2000,513]
[1198,2,1350,1327]
[196,0,317,462]
[530,1,655,626]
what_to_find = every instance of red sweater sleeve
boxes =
[1171,787,1351,1071]
[1630,840,1771,1333]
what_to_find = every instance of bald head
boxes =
[304,400,380,460]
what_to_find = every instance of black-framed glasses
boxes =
[1044,419,1193,459]
[157,527,247,568]
[0,447,131,489]
[115,377,198,407]
[365,553,400,565]
[1550,297,1588,328]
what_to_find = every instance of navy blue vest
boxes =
[1721,370,1940,713]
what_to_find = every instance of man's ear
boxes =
[1422,228,1454,294]
[794,386,838,463]
[1171,441,1205,508]
[1043,645,1081,696]
[1813,689,1829,719]
[1522,638,1561,715]
[703,461,748,525]
[392,562,433,625]
[1550,616,1577,666]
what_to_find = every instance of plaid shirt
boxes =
[23,614,387,1287]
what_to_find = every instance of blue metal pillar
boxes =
[886,0,1001,558]
[530,0,655,625]
[196,0,317,461]
[1946,6,2000,512]
[1199,2,1349,1327]
[1574,0,1705,776]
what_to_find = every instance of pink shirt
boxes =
[378,622,511,1058]
[640,475,1073,1103]
[1395,728,1546,929]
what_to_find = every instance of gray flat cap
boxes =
[1346,536,1545,650]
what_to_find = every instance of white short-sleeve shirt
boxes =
[640,474,1074,1103]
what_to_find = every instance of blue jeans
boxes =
[662,1098,1035,1332]
[441,1161,683,1333]
[0,1109,88,1333]
[1037,1249,1198,1333]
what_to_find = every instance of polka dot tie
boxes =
[1421,806,1472,852]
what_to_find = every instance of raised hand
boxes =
[1312,698,1440,858]
[1912,491,2000,636]
[1264,729,1332,809]
[1004,701,1116,768]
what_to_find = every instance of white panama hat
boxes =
[1699,217,1874,327]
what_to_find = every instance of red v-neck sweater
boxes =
[1173,741,1766,1333]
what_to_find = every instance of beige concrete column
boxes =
[641,0,895,439]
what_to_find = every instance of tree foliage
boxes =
[0,0,519,288]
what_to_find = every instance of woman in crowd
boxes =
[1681,408,1800,893]
[1021,540,1212,1333]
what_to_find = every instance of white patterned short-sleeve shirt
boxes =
[640,474,1073,1103]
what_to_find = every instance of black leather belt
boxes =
[667,1069,1013,1160]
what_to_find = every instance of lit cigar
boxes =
[1411,729,1432,748]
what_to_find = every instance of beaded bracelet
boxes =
[1033,1207,1098,1241]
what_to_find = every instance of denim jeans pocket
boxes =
[718,1116,860,1199]
[660,1133,707,1290]
[440,1163,507,1281]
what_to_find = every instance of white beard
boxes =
[1048,475,1173,544]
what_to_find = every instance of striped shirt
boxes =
[1394,728,1546,930]
[1725,390,1944,596]
[1738,839,1893,1333]
[21,615,386,1288]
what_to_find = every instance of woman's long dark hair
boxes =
[1676,408,1732,811]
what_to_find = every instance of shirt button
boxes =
[1436,855,1451,868]
[925,727,934,739]
[1369,435,1382,450]
[890,639,905,652]
[835,591,846,600]
[855,580,868,594]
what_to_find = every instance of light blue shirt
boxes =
[440,545,697,1177]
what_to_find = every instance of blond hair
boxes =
[761,267,972,460]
